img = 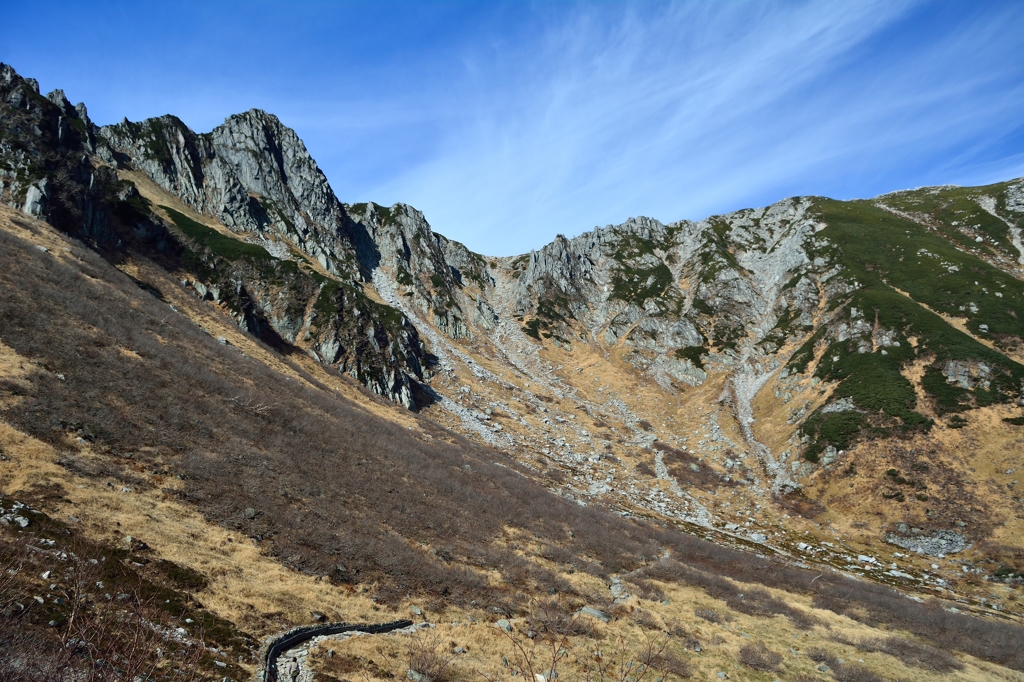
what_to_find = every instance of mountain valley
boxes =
[2,62,1024,681]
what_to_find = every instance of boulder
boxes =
[577,606,611,623]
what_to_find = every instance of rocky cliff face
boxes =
[97,110,364,278]
[0,65,429,407]
[0,64,115,245]
[493,201,832,389]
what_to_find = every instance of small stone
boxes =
[243,508,257,519]
[496,619,512,632]
[410,605,423,616]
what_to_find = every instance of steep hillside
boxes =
[2,62,1024,680]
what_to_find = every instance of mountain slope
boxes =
[3,62,1024,680]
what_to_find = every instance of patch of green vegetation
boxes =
[67,116,87,135]
[312,281,341,326]
[523,319,542,340]
[674,345,706,370]
[349,202,394,225]
[789,200,1024,457]
[374,202,394,224]
[258,196,297,234]
[782,273,804,291]
[137,117,177,167]
[690,298,715,316]
[920,366,971,414]
[368,292,407,327]
[537,295,574,325]
[610,230,660,260]
[429,273,446,289]
[882,182,1020,255]
[948,414,968,429]
[773,307,800,333]
[308,269,330,285]
[700,219,745,275]
[510,254,530,273]
[885,468,910,485]
[800,335,932,459]
[610,262,673,306]
[818,348,920,420]
[707,321,743,352]
[1002,416,1024,426]
[802,411,866,462]
[762,308,802,348]
[396,266,414,287]
[161,206,276,264]
[814,198,1024,344]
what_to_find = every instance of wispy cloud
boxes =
[341,1,1024,254]
[4,1,1022,256]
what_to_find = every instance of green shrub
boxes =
[948,415,968,429]
[674,345,706,369]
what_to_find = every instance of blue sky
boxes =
[3,1,1024,255]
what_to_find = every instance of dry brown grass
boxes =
[2,202,1024,682]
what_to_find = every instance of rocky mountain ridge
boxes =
[4,63,1024,607]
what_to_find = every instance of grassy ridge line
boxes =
[878,180,1024,261]
[815,199,1024,342]
[794,199,1024,460]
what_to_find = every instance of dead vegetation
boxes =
[2,213,1024,678]
[0,521,217,681]
[738,641,783,672]
[0,223,661,610]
